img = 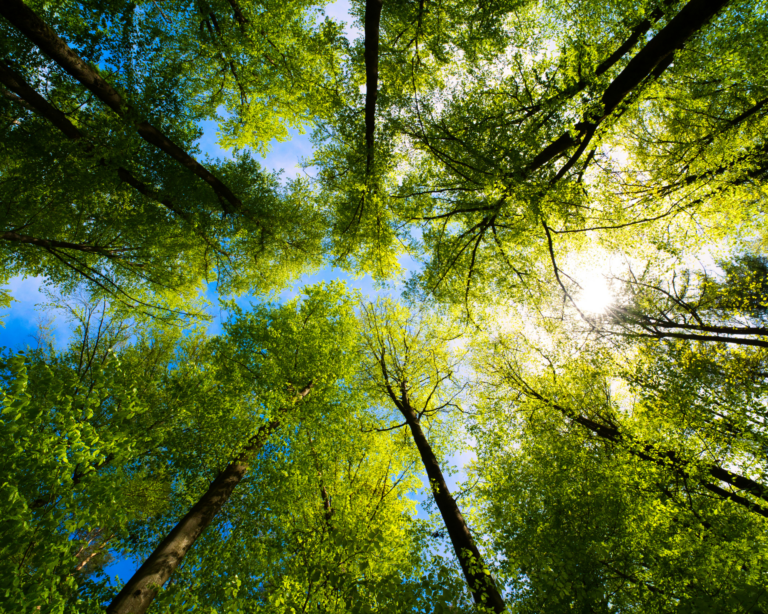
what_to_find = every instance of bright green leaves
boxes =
[472,402,768,613]
[0,347,148,611]
[467,270,768,613]
[0,0,345,316]
[220,281,360,410]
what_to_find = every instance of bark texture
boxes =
[363,0,383,173]
[0,0,243,214]
[526,0,731,173]
[106,385,312,614]
[390,389,506,613]
[0,59,82,140]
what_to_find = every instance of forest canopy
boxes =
[1,0,768,612]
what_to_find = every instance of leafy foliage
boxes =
[2,0,768,612]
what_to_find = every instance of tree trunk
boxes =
[107,384,311,614]
[397,395,506,613]
[363,0,383,174]
[526,0,731,173]
[0,0,244,215]
[0,59,82,140]
[598,0,729,118]
[522,386,768,518]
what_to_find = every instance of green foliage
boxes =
[1,0,345,315]
[474,410,768,613]
[0,339,157,611]
[3,0,768,612]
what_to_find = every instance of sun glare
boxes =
[576,276,614,314]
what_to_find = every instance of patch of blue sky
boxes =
[3,0,477,589]
[0,276,72,352]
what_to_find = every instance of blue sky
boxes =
[0,0,363,353]
[0,0,474,587]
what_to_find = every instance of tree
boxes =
[105,282,372,613]
[467,291,768,611]
[595,254,768,347]
[141,387,433,614]
[358,299,506,613]
[0,283,371,612]
[1,0,344,314]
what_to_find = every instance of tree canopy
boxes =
[2,0,768,611]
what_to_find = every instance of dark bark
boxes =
[598,0,729,119]
[0,0,243,215]
[0,231,123,258]
[593,0,675,77]
[0,59,82,140]
[363,0,383,174]
[384,382,506,613]
[609,305,768,348]
[524,388,768,517]
[0,52,216,229]
[106,384,312,614]
[226,0,248,24]
[533,0,675,156]
[526,0,731,174]
[320,483,333,523]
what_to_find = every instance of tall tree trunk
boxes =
[106,384,312,614]
[391,387,506,613]
[547,0,676,111]
[363,0,383,174]
[520,384,768,518]
[0,0,244,215]
[526,0,731,174]
[0,59,82,140]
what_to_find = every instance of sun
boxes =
[576,276,614,315]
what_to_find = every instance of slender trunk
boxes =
[0,59,82,140]
[107,384,311,614]
[363,0,383,174]
[525,388,768,518]
[0,0,243,215]
[0,231,123,258]
[526,0,731,173]
[593,0,676,78]
[397,396,506,613]
[115,167,194,223]
[320,483,333,523]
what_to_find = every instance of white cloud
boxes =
[259,128,315,180]
[6,275,47,305]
